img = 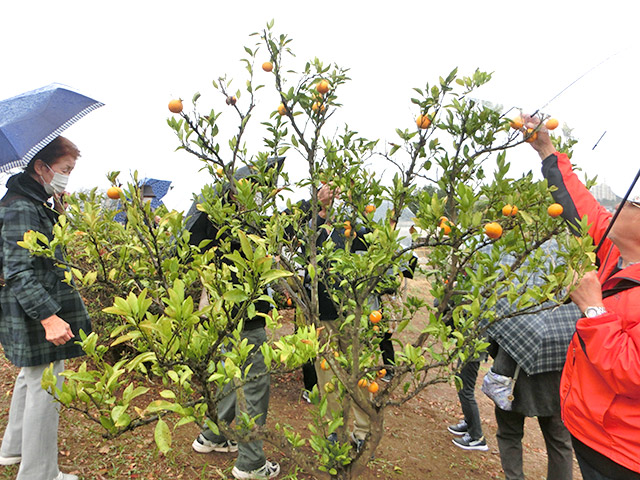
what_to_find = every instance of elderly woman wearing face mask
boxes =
[0,136,91,480]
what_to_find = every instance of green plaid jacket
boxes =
[0,173,90,367]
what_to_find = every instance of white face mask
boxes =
[41,164,70,195]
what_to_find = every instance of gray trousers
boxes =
[201,328,270,472]
[0,361,64,480]
[457,360,483,440]
[495,407,573,480]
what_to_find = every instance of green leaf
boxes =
[223,289,249,303]
[154,418,172,454]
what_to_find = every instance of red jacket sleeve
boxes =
[577,312,640,397]
[542,152,613,247]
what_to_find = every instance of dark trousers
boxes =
[576,453,616,480]
[457,360,483,439]
[302,360,317,391]
[380,332,395,370]
[495,407,573,480]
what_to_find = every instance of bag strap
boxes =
[509,365,521,395]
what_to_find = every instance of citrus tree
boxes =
[21,22,596,480]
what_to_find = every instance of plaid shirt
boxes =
[0,173,90,366]
[488,299,580,375]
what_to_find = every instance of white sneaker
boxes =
[53,473,79,480]
[0,454,21,465]
[232,460,280,479]
[191,433,238,453]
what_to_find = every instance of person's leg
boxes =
[232,328,270,473]
[457,360,483,439]
[315,358,341,415]
[379,332,395,369]
[0,368,27,460]
[351,398,370,443]
[494,406,525,480]
[575,452,615,480]
[302,360,317,392]
[16,361,64,480]
[537,413,573,480]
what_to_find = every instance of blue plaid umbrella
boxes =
[488,300,580,375]
[0,83,104,172]
[113,178,172,223]
[140,178,172,210]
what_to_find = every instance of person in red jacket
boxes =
[523,114,640,480]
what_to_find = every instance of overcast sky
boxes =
[1,0,638,211]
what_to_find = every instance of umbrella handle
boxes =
[594,167,640,255]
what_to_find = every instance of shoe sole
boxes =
[451,438,489,451]
[191,439,238,453]
[0,456,21,466]
[447,426,468,436]
[231,465,280,479]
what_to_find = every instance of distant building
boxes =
[590,182,621,212]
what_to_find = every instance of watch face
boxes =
[585,307,605,318]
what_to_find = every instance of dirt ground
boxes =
[0,277,583,479]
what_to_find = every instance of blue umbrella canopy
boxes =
[140,177,172,210]
[0,83,104,172]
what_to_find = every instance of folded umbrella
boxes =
[0,83,104,172]
[488,300,580,375]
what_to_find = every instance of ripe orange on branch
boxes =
[510,116,524,130]
[369,310,382,324]
[316,79,330,94]
[368,381,379,394]
[438,216,452,235]
[484,222,503,240]
[545,118,559,130]
[277,103,287,116]
[320,359,330,370]
[107,187,122,199]
[311,101,326,113]
[416,114,431,129]
[524,128,538,143]
[168,99,183,114]
[502,204,518,217]
[262,61,273,72]
[358,378,368,388]
[547,203,564,217]
[364,204,376,214]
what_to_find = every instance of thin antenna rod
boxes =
[531,51,623,118]
[592,131,607,150]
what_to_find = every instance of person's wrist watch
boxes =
[584,306,607,318]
